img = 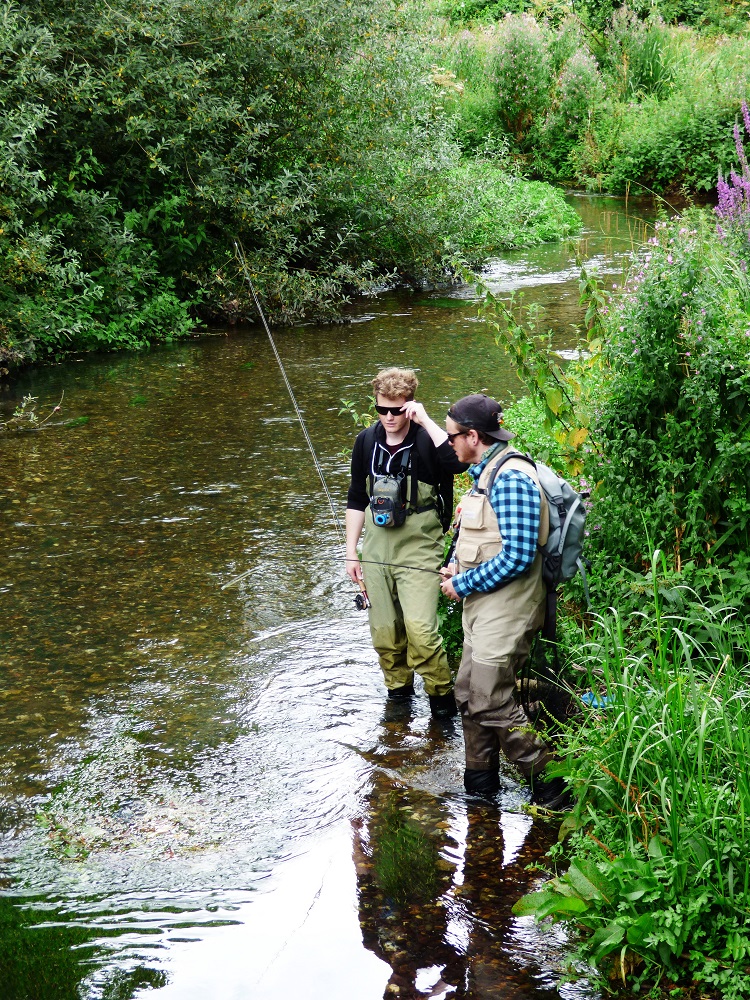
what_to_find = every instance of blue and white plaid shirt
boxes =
[452,446,540,598]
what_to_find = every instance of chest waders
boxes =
[453,448,554,794]
[362,445,453,700]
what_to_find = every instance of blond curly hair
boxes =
[371,367,418,401]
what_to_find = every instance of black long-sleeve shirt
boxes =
[346,421,468,515]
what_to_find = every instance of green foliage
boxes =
[580,0,749,32]
[517,574,750,996]
[435,0,748,30]
[437,589,464,667]
[436,11,750,190]
[600,90,742,194]
[339,397,376,430]
[602,8,679,100]
[588,210,750,594]
[473,261,605,476]
[329,158,580,284]
[539,45,607,176]
[475,208,750,611]
[0,0,580,368]
[437,0,529,25]
[503,394,568,470]
[491,14,553,145]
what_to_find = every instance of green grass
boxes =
[516,555,750,996]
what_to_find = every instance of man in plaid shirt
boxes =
[440,394,568,810]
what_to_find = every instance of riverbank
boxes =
[479,164,750,993]
[431,8,750,195]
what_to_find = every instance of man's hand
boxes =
[402,400,428,425]
[401,401,448,448]
[439,567,461,601]
[346,555,364,584]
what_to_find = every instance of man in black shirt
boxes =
[345,368,467,717]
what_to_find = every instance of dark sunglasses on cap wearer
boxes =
[375,404,406,416]
[446,430,469,443]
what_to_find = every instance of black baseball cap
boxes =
[447,393,514,441]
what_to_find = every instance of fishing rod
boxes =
[231,242,371,609]
[221,555,447,592]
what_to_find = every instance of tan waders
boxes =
[454,450,554,790]
[362,482,453,698]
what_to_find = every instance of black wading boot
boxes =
[429,691,458,718]
[530,775,572,811]
[463,768,500,797]
[387,682,414,702]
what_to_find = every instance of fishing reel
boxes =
[354,590,371,611]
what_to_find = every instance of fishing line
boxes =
[234,240,346,553]
[231,242,371,605]
[221,555,445,590]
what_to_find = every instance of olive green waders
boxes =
[454,451,554,782]
[362,481,453,697]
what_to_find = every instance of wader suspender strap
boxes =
[370,442,410,490]
[365,426,437,517]
[405,442,437,516]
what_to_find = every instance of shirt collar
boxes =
[468,442,506,482]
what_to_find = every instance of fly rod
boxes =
[221,556,447,591]
[229,242,370,608]
[221,538,463,591]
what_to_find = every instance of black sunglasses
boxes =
[446,430,469,443]
[375,404,405,416]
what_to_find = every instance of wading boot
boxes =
[461,715,500,798]
[428,691,458,718]
[530,775,572,812]
[463,768,500,797]
[387,682,414,702]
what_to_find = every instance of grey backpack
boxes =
[485,451,590,602]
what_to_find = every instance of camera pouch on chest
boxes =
[370,475,407,527]
[369,443,411,528]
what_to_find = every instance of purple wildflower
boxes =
[716,101,750,236]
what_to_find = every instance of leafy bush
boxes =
[586,209,750,602]
[436,11,750,190]
[436,0,529,26]
[1,1,582,368]
[602,8,679,100]
[539,47,607,177]
[321,157,580,286]
[600,90,744,193]
[491,14,553,145]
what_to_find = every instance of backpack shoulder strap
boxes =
[363,423,378,491]
[481,450,536,495]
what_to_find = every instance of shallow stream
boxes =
[0,195,654,1000]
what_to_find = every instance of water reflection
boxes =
[352,706,591,1000]
[0,195,653,998]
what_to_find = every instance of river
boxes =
[0,195,653,1000]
